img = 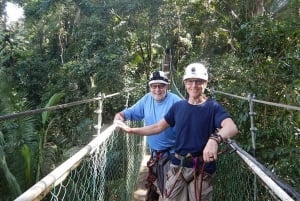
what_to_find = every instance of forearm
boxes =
[128,124,161,136]
[125,119,169,136]
[204,118,238,162]
[218,118,239,141]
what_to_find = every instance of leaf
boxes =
[20,144,32,186]
[0,132,22,196]
[42,92,65,126]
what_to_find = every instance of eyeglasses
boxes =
[185,79,206,85]
[150,84,166,89]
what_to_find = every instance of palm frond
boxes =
[42,92,65,125]
[0,131,22,198]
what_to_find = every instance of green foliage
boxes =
[42,92,65,125]
[0,131,22,199]
[0,68,38,199]
[0,0,299,198]
[20,144,32,187]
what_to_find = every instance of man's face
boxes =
[184,78,207,98]
[149,83,167,101]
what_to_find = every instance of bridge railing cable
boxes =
[13,122,144,201]
[0,87,135,122]
[14,124,116,201]
[212,89,300,111]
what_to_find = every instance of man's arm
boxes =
[113,95,148,122]
[120,119,170,136]
[218,117,239,141]
[203,118,238,162]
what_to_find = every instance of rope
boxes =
[0,97,98,121]
[196,162,206,201]
[212,89,300,111]
[168,62,300,112]
[0,88,135,121]
[5,83,295,122]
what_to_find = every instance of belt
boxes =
[174,153,192,160]
[151,148,171,153]
[174,153,203,161]
[151,148,171,157]
[172,153,203,168]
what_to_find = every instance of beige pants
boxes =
[164,164,214,201]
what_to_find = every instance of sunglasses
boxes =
[150,84,166,89]
[185,79,206,85]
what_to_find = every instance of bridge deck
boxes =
[132,155,148,201]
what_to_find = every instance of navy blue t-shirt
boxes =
[164,99,230,173]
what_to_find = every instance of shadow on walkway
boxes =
[132,155,163,201]
[132,155,149,201]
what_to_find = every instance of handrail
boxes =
[212,90,300,111]
[0,88,135,121]
[14,124,117,201]
[228,139,300,200]
[0,97,99,121]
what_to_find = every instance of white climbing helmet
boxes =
[148,71,169,85]
[183,63,208,81]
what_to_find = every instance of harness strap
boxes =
[197,162,206,201]
[151,148,171,154]
[164,166,183,198]
[145,156,160,200]
[166,146,232,200]
[174,153,193,161]
[147,152,164,168]
[165,153,206,201]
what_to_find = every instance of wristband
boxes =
[209,133,225,144]
[217,134,225,143]
[209,137,220,144]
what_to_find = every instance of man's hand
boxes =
[114,120,130,132]
[203,139,218,162]
[114,112,125,122]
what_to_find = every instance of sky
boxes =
[5,2,24,24]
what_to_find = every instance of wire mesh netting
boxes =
[44,125,145,201]
[214,146,279,201]
[39,139,296,201]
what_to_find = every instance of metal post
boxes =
[94,93,104,135]
[125,91,130,109]
[211,86,216,100]
[248,93,258,201]
[92,92,104,198]
[248,93,257,155]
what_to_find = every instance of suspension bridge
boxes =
[1,67,300,201]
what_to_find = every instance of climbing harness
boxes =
[145,150,171,201]
[165,146,233,201]
[145,156,159,201]
[193,156,206,201]
[164,153,205,200]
